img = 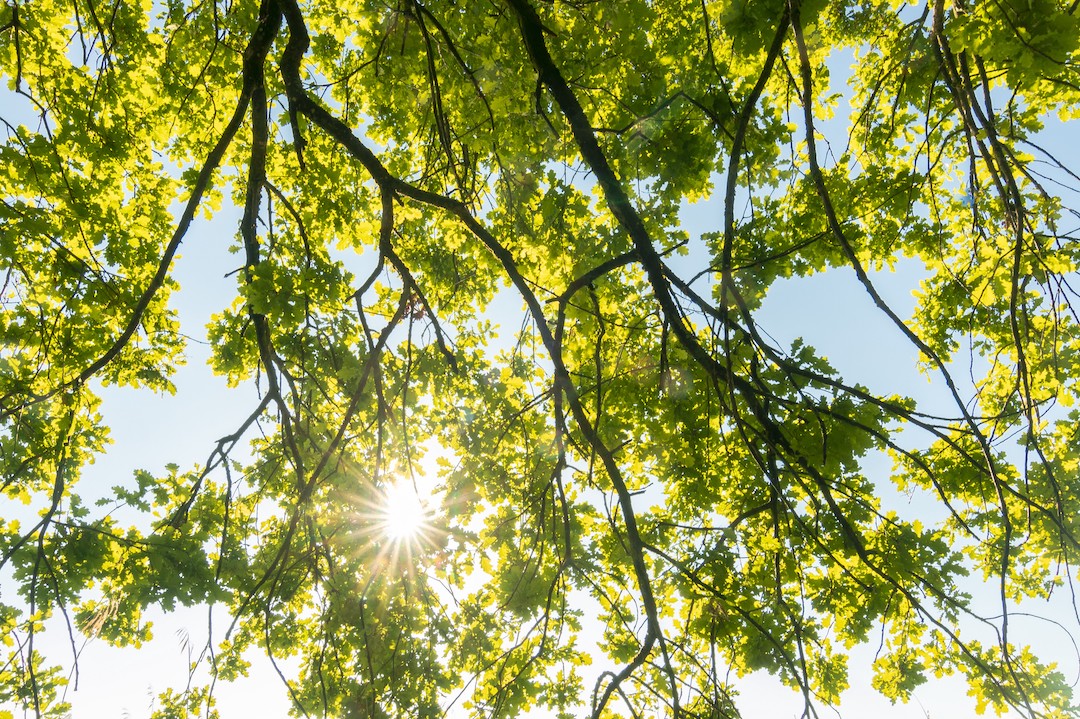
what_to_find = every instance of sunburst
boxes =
[378,478,431,543]
[331,457,451,580]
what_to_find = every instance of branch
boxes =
[0,0,282,421]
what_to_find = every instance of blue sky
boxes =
[4,21,1080,719]
[39,182,1077,718]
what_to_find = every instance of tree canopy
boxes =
[2,0,1080,716]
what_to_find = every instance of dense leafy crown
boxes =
[2,0,1080,716]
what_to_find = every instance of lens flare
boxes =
[380,479,429,542]
[332,459,450,580]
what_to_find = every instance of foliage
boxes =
[2,0,1080,716]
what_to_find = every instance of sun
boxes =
[380,479,430,542]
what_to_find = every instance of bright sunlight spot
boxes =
[380,479,429,542]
